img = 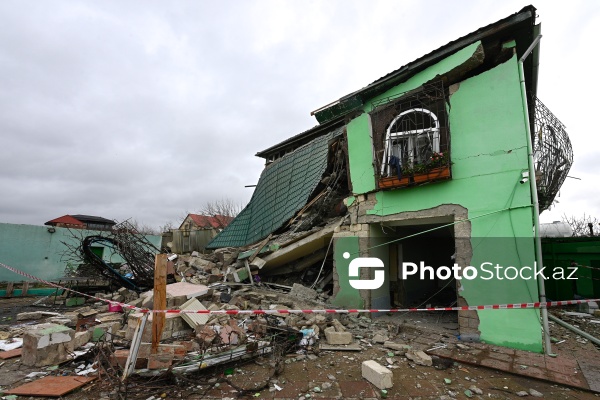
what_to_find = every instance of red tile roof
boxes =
[187,214,234,229]
[45,215,86,226]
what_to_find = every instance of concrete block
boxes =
[325,327,352,345]
[372,334,388,344]
[250,257,266,269]
[579,301,599,315]
[97,312,124,323]
[127,298,144,308]
[91,322,121,342]
[468,317,480,329]
[22,323,75,367]
[48,317,76,327]
[331,319,347,332]
[125,313,191,342]
[111,294,125,303]
[168,295,189,308]
[406,350,433,366]
[73,331,91,348]
[16,311,43,321]
[383,341,410,355]
[362,360,393,389]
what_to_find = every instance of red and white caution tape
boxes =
[2,261,600,315]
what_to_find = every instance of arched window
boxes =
[381,108,440,177]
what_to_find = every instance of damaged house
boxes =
[206,6,573,353]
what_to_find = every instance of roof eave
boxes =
[314,5,536,123]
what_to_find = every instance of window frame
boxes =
[380,107,441,177]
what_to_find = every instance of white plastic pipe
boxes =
[517,34,552,355]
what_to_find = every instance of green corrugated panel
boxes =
[207,127,343,249]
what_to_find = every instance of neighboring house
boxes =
[45,214,116,231]
[207,6,573,352]
[179,214,234,232]
[170,214,234,254]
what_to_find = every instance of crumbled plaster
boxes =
[341,199,479,332]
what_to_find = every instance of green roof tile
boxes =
[207,127,343,249]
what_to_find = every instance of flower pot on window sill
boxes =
[414,166,451,183]
[379,166,451,189]
[379,175,411,188]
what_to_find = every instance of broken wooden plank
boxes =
[152,254,167,354]
[244,260,254,286]
[248,234,273,263]
[6,376,96,397]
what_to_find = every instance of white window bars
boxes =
[381,108,440,177]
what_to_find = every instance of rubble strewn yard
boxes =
[0,5,597,400]
[1,275,599,399]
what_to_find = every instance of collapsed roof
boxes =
[206,127,344,249]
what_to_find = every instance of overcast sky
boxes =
[0,1,598,231]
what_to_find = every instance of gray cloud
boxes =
[0,0,598,230]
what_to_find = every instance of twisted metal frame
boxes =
[532,96,573,211]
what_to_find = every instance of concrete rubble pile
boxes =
[1,279,351,371]
[167,248,335,302]
[2,291,576,399]
[5,249,590,397]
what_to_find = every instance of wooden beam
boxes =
[5,282,14,297]
[151,254,167,354]
[248,234,272,263]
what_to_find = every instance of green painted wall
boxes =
[332,236,365,308]
[0,223,161,283]
[369,226,391,311]
[346,41,483,194]
[344,53,543,352]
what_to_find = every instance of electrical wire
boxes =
[309,234,334,290]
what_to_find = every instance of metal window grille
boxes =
[370,81,449,184]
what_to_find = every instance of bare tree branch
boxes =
[561,213,599,237]
[196,198,243,219]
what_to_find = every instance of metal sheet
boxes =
[180,297,209,328]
